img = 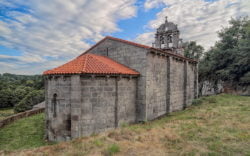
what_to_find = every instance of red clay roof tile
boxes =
[43,54,139,75]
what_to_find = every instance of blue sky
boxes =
[0,0,249,74]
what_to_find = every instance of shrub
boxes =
[192,98,203,105]
[92,138,104,147]
[206,97,217,103]
[104,144,120,156]
[14,90,44,113]
[0,89,13,108]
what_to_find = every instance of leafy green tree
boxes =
[199,17,250,85]
[11,86,32,106]
[183,41,204,60]
[0,88,14,108]
[25,80,35,87]
[0,73,45,109]
[14,90,45,113]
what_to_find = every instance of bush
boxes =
[205,97,217,103]
[192,98,203,105]
[0,89,13,108]
[14,90,44,113]
[104,144,120,156]
[0,73,44,109]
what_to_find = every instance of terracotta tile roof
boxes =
[43,54,140,75]
[83,36,197,63]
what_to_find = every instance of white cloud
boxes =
[135,32,155,46]
[136,0,250,50]
[0,0,137,74]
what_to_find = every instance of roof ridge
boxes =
[105,36,152,49]
[79,36,197,63]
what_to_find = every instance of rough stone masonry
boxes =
[44,17,198,142]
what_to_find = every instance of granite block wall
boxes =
[78,77,117,136]
[169,58,185,112]
[45,39,198,142]
[45,76,71,142]
[46,75,137,141]
[77,77,137,136]
[88,39,147,121]
[145,53,197,119]
[186,63,195,106]
[146,53,168,120]
[117,78,137,126]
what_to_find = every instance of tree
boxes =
[183,41,204,60]
[0,89,13,108]
[0,73,45,109]
[199,17,250,85]
[11,86,32,106]
[14,90,45,113]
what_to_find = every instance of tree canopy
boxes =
[0,73,44,111]
[184,41,204,60]
[198,17,250,85]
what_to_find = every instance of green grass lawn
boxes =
[0,113,53,151]
[0,108,14,120]
[0,94,249,156]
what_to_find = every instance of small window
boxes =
[52,93,57,117]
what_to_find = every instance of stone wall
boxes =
[146,53,168,120]
[45,75,137,141]
[0,108,44,128]
[87,39,148,121]
[117,78,137,126]
[77,77,117,137]
[87,39,197,121]
[223,83,250,96]
[74,76,137,137]
[45,76,72,142]
[199,80,223,96]
[200,81,250,96]
[186,62,196,106]
[45,39,198,141]
[145,52,197,120]
[169,58,185,112]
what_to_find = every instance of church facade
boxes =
[43,18,198,142]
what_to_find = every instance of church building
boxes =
[43,17,198,142]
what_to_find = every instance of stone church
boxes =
[43,17,198,142]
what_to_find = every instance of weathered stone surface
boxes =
[46,76,71,142]
[88,39,147,121]
[45,19,198,142]
[186,62,196,106]
[153,16,183,55]
[146,53,168,120]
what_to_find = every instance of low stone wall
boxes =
[199,81,224,96]
[199,81,250,96]
[0,108,45,128]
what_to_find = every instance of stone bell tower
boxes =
[153,17,183,55]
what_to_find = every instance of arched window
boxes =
[52,93,57,117]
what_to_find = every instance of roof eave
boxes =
[43,73,140,77]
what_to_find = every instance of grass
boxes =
[0,108,14,120]
[104,144,120,156]
[0,94,249,156]
[0,113,52,151]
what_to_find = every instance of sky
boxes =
[0,0,249,75]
